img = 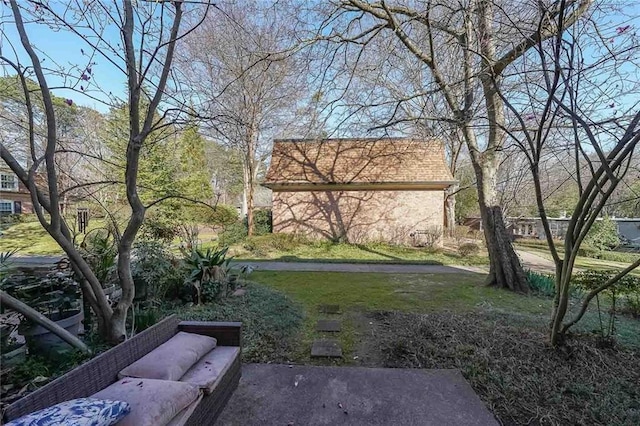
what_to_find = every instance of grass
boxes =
[250,271,551,365]
[0,221,62,255]
[225,235,488,266]
[0,218,109,256]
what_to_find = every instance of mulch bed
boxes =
[359,310,639,426]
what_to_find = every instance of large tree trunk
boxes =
[473,156,529,292]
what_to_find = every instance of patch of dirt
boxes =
[354,310,640,426]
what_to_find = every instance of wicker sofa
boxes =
[2,315,242,425]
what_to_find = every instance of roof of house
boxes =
[264,138,455,188]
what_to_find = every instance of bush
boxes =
[410,226,442,248]
[218,222,247,246]
[80,229,117,287]
[139,212,180,243]
[194,204,238,229]
[245,209,272,235]
[458,242,480,257]
[573,270,640,339]
[183,246,232,304]
[623,292,640,318]
[131,241,185,302]
[242,233,308,256]
[584,216,620,251]
[526,270,556,297]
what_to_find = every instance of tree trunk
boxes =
[474,157,529,293]
[444,185,457,237]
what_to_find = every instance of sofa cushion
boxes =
[165,396,203,426]
[180,346,240,394]
[91,378,200,426]
[5,398,130,426]
[119,331,216,381]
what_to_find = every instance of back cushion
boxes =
[119,332,216,381]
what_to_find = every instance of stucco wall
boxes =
[272,189,445,245]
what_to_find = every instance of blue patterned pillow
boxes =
[6,398,130,426]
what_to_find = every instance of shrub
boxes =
[245,209,272,235]
[584,216,620,251]
[573,270,640,339]
[218,222,247,246]
[410,226,442,248]
[183,246,232,304]
[194,204,238,229]
[526,270,556,297]
[242,233,307,256]
[458,242,480,257]
[139,212,180,243]
[80,229,118,286]
[131,241,185,302]
[622,292,640,318]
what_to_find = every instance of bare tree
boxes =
[500,0,640,344]
[317,0,593,292]
[0,0,209,343]
[177,0,302,236]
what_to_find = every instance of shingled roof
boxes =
[264,138,455,188]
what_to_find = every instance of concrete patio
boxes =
[215,364,498,425]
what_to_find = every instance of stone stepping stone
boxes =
[316,319,341,332]
[311,339,343,358]
[318,304,340,314]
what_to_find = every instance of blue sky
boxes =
[1,3,132,112]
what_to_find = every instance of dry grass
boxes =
[365,311,640,426]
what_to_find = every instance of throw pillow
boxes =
[119,331,216,381]
[5,398,130,426]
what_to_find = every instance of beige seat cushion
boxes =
[92,378,200,426]
[119,332,217,381]
[180,346,240,394]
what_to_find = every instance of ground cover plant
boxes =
[367,311,639,426]
[161,282,303,363]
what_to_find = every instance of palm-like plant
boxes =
[184,247,232,304]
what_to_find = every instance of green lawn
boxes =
[249,270,639,364]
[0,219,110,255]
[225,236,487,266]
[0,221,62,255]
[250,270,549,364]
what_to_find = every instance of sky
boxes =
[0,2,157,113]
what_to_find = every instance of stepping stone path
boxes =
[316,319,341,332]
[311,305,343,358]
[311,339,343,358]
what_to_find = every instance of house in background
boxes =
[466,215,640,248]
[0,169,32,215]
[263,138,456,245]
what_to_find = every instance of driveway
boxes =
[515,250,557,274]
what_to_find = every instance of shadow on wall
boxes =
[273,189,436,245]
[266,139,448,245]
